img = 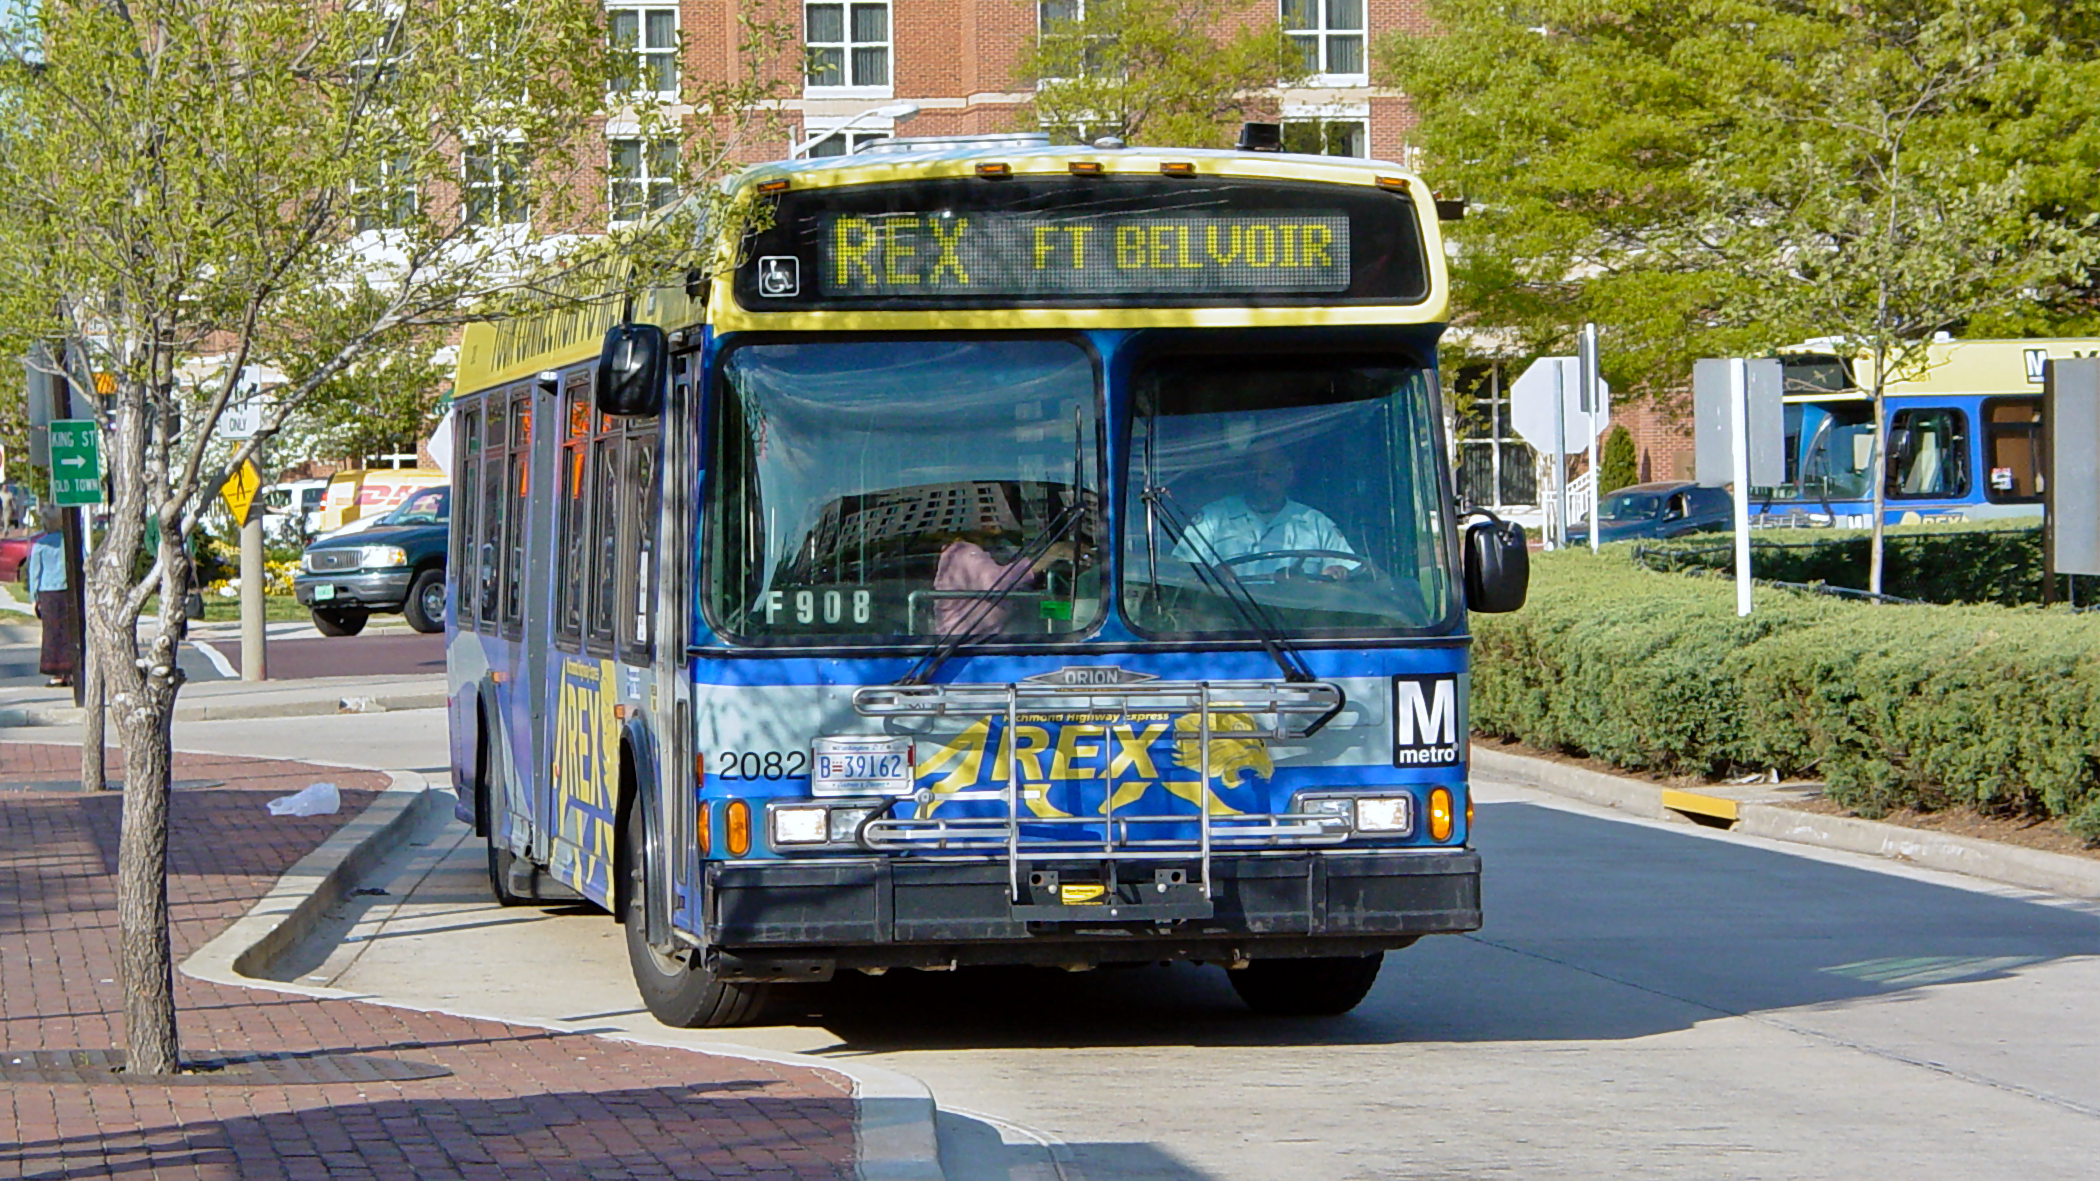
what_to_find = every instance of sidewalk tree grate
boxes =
[0,1048,452,1085]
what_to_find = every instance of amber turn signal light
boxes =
[724,800,751,857]
[1428,788,1454,842]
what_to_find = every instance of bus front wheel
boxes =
[623,807,767,1027]
[1227,953,1384,1017]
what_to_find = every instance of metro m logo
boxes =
[1393,676,1462,767]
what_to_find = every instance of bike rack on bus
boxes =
[853,680,1352,905]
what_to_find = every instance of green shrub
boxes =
[1597,425,1637,494]
[1471,548,2100,841]
[1635,520,2043,606]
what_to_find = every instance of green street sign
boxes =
[48,419,105,506]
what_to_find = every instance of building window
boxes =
[1037,0,1111,80]
[350,154,417,232]
[463,143,528,227]
[1454,364,1538,510]
[608,5,679,96]
[1282,0,1364,79]
[608,138,678,221]
[805,1,889,89]
[801,128,888,157]
[1281,119,1366,158]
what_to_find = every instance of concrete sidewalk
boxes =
[0,742,866,1180]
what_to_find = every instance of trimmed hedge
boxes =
[1636,521,2042,606]
[1470,548,2100,840]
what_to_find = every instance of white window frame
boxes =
[1035,0,1112,86]
[607,4,680,98]
[797,121,892,158]
[1280,100,1369,158]
[803,0,893,97]
[607,137,679,223]
[350,153,418,233]
[1282,0,1367,86]
[461,140,529,228]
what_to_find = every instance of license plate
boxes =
[313,584,335,602]
[811,738,913,796]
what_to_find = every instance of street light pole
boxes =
[791,101,921,158]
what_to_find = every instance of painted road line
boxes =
[189,638,238,679]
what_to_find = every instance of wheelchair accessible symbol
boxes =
[758,256,800,297]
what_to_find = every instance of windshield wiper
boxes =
[901,410,1089,687]
[898,500,1085,687]
[1138,485,1317,686]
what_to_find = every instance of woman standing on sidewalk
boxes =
[27,508,75,687]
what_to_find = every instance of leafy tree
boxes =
[1385,0,2100,592]
[1382,0,2100,394]
[1021,0,1307,147]
[0,0,789,1075]
[1597,425,1637,495]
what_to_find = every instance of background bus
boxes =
[443,133,1526,1027]
[1756,338,2096,527]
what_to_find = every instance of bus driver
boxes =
[1173,447,1357,579]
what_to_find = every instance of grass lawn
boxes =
[142,594,313,623]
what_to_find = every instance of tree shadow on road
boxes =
[778,801,2100,1052]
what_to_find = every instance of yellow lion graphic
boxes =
[1164,712,1272,815]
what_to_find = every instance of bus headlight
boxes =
[767,801,883,849]
[771,805,829,846]
[1355,796,1414,834]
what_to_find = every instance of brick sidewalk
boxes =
[0,743,855,1180]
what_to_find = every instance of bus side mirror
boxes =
[1462,514,1528,613]
[595,323,666,417]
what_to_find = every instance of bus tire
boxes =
[403,568,446,633]
[623,806,767,1027]
[480,730,528,907]
[311,607,368,637]
[1227,953,1384,1017]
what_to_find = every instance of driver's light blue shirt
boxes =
[1172,496,1356,575]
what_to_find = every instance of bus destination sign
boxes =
[814,211,1352,298]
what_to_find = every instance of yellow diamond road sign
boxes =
[219,459,262,526]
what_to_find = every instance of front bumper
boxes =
[293,569,412,611]
[702,848,1480,980]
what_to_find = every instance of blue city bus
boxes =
[1757,338,2098,527]
[442,135,1528,1026]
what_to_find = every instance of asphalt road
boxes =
[0,607,441,687]
[268,728,2100,1181]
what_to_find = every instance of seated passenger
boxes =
[1173,448,1355,578]
[933,532,1075,635]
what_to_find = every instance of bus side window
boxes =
[1887,407,1968,499]
[586,428,620,651]
[618,431,657,660]
[456,403,482,633]
[556,374,593,648]
[479,395,507,628]
[503,389,531,634]
[1983,397,2042,503]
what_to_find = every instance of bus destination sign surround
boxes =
[818,211,1352,298]
[734,176,1430,310]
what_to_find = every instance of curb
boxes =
[1472,743,2100,900]
[179,768,946,1181]
[0,689,449,728]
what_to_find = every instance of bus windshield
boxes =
[706,338,1102,645]
[1123,352,1452,637]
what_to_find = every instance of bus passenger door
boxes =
[649,347,702,945]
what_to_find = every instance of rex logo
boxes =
[1393,675,1463,768]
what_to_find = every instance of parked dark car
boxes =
[1575,480,1734,543]
[294,486,448,635]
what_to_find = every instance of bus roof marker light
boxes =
[755,178,791,194]
[1068,160,1105,176]
[975,162,1012,179]
[1160,161,1197,176]
[1376,175,1411,194]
